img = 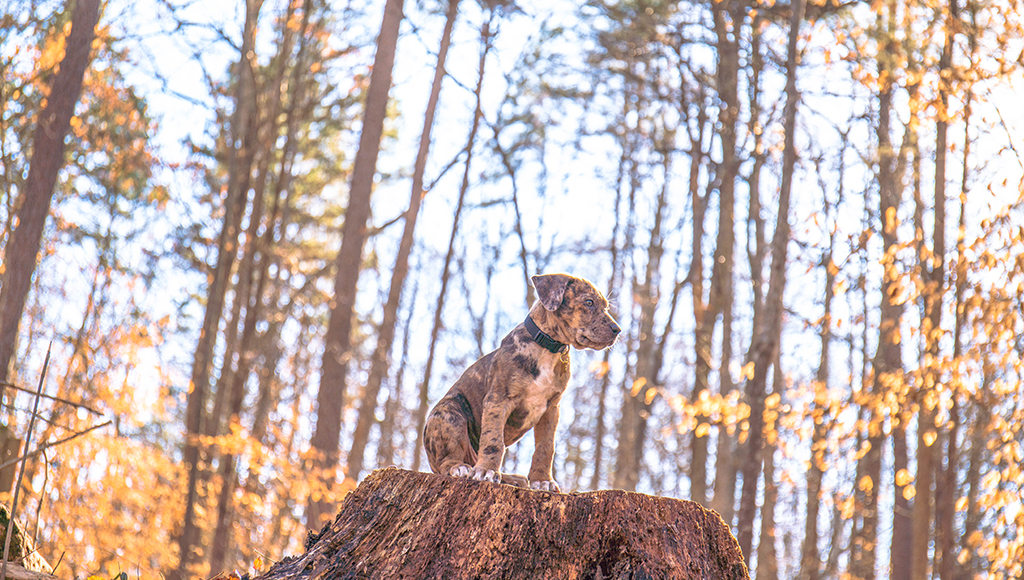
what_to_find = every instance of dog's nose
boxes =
[610,322,621,335]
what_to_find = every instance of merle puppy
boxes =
[423,273,620,492]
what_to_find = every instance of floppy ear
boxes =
[532,273,572,311]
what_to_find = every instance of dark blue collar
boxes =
[524,316,568,354]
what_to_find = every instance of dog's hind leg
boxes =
[424,398,478,477]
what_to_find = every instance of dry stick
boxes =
[0,381,102,416]
[2,343,50,580]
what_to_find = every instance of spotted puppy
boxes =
[423,272,621,492]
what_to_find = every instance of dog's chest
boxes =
[506,359,569,436]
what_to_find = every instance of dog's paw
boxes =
[471,467,502,483]
[450,464,473,478]
[529,480,561,493]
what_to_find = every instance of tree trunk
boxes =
[939,49,971,580]
[256,468,749,580]
[410,13,493,474]
[308,0,405,528]
[0,0,101,392]
[799,170,838,580]
[346,0,459,481]
[692,0,741,506]
[851,5,901,579]
[614,134,670,492]
[911,1,952,576]
[175,3,263,576]
[735,0,803,564]
[755,363,782,580]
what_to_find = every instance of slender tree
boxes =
[346,0,460,481]
[308,0,405,528]
[411,9,494,474]
[691,0,742,506]
[175,1,264,576]
[0,0,101,393]
[735,0,804,562]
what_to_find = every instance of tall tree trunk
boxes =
[346,0,459,481]
[614,135,670,492]
[308,0,405,528]
[911,1,953,576]
[850,5,901,579]
[411,12,493,473]
[0,0,101,392]
[735,0,803,563]
[589,134,628,490]
[207,3,307,566]
[692,1,741,506]
[799,157,840,580]
[756,361,782,580]
[175,1,263,577]
[938,49,971,580]
[376,279,418,468]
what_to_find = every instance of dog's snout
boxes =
[610,322,621,335]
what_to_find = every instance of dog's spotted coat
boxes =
[423,273,621,492]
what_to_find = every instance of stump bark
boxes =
[257,468,748,580]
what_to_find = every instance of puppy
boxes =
[423,273,621,492]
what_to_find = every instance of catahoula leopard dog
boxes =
[423,273,621,492]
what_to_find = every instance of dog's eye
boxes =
[585,299,595,307]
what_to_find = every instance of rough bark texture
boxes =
[257,468,748,580]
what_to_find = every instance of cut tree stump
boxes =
[256,467,749,580]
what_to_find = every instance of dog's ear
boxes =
[532,273,572,311]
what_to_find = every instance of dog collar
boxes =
[524,316,568,354]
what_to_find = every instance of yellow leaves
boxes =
[630,377,647,396]
[895,468,913,487]
[838,495,856,520]
[37,21,72,74]
[590,360,610,378]
[854,440,872,461]
[740,361,755,380]
[695,423,711,438]
[922,430,937,447]
[765,392,781,409]
[903,484,916,501]
[885,206,899,235]
[644,387,657,405]
[955,496,968,512]
[858,475,873,493]
[981,470,1001,491]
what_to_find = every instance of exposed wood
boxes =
[0,563,57,580]
[256,468,749,580]
[0,504,52,575]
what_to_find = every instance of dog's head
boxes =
[532,273,621,350]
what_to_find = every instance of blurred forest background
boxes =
[0,0,1022,578]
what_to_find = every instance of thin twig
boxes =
[2,344,50,580]
[0,420,113,474]
[0,381,102,416]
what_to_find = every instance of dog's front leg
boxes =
[528,395,562,492]
[465,392,514,483]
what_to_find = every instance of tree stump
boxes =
[256,467,749,580]
[0,503,53,575]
